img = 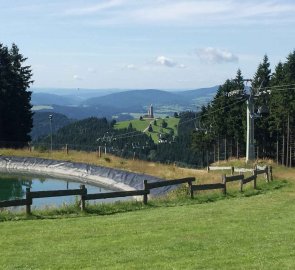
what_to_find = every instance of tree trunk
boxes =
[282,133,285,166]
[286,113,290,167]
[276,128,279,164]
[224,137,227,161]
[217,137,220,164]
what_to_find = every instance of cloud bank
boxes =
[197,47,238,64]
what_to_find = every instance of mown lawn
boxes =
[0,178,294,269]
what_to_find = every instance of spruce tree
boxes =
[0,43,33,147]
[251,55,272,158]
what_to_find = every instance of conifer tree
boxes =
[0,43,33,147]
[251,55,272,158]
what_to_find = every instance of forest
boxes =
[36,52,294,167]
[1,42,294,167]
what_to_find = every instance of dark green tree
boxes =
[251,55,272,158]
[161,119,168,128]
[0,43,33,147]
[148,124,153,132]
[269,52,295,165]
[195,69,246,161]
[127,122,133,130]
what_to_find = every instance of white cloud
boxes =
[156,56,177,67]
[197,47,238,64]
[73,74,83,80]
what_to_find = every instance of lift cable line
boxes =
[178,97,248,127]
[94,83,294,150]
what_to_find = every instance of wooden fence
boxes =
[191,165,272,198]
[207,165,272,176]
[0,178,195,214]
[0,167,273,214]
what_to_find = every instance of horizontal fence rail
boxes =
[144,177,195,189]
[243,174,256,184]
[29,189,85,199]
[208,166,232,171]
[191,183,226,198]
[240,173,257,191]
[191,183,225,191]
[224,174,244,183]
[235,168,254,173]
[143,177,195,204]
[0,199,27,208]
[84,190,149,201]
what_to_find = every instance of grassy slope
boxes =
[114,117,179,143]
[0,149,294,269]
[0,179,294,269]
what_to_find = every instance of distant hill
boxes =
[30,86,218,120]
[31,93,80,106]
[177,86,219,99]
[82,89,190,112]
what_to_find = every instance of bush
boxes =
[104,157,111,162]
[35,145,48,153]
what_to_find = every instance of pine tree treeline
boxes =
[191,52,295,166]
[36,117,155,160]
[0,43,33,147]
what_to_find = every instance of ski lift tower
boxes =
[228,79,269,163]
[244,79,269,163]
[245,79,255,163]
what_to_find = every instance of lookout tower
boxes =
[147,104,154,118]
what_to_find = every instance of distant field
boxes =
[114,117,180,143]
[32,105,53,111]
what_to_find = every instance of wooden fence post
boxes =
[143,180,148,205]
[268,165,273,181]
[222,174,227,195]
[65,144,69,155]
[80,185,86,211]
[265,167,269,183]
[188,179,193,198]
[207,166,210,173]
[240,175,244,192]
[231,166,234,176]
[253,170,257,189]
[26,187,31,215]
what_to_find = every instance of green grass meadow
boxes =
[0,174,294,269]
[114,117,179,143]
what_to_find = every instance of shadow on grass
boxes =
[0,180,289,222]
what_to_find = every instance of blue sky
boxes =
[1,0,295,90]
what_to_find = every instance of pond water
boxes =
[0,173,128,210]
